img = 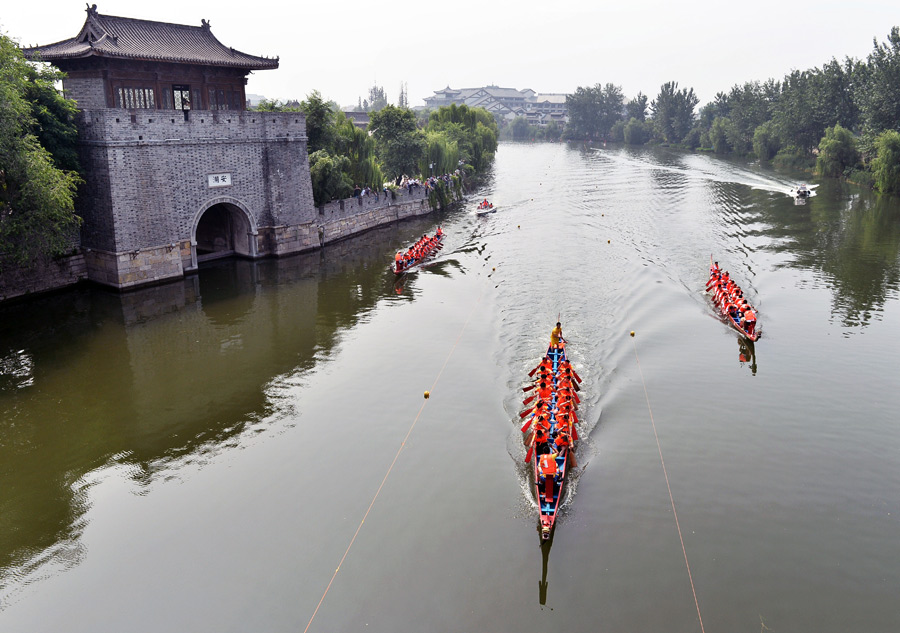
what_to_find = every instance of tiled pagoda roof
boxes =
[23,5,278,70]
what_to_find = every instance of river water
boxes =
[2,142,899,632]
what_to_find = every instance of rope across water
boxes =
[303,268,489,633]
[631,336,706,633]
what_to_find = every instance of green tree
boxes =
[722,81,772,154]
[709,117,731,154]
[817,124,859,177]
[308,150,353,205]
[1,32,81,268]
[22,62,80,172]
[365,84,388,112]
[598,83,624,138]
[565,85,601,139]
[752,120,781,161]
[623,117,647,145]
[510,116,530,140]
[609,120,625,142]
[333,112,382,189]
[544,120,562,141]
[871,129,900,193]
[626,92,648,122]
[650,81,699,144]
[368,105,425,178]
[859,28,900,135]
[300,90,336,154]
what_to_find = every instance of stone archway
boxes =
[191,198,258,267]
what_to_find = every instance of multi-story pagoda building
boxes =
[24,5,316,289]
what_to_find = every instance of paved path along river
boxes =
[2,142,899,632]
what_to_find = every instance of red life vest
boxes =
[539,454,558,476]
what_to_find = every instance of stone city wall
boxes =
[0,255,87,303]
[317,187,432,245]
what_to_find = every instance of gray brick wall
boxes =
[62,76,107,109]
[77,109,315,253]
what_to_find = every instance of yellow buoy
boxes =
[518,225,521,228]
[424,391,430,399]
[630,331,635,337]
[607,240,610,244]
[492,267,496,271]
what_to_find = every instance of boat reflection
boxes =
[738,338,757,375]
[537,522,555,605]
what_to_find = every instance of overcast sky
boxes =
[4,1,899,109]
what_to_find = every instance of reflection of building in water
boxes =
[0,222,414,584]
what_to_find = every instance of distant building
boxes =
[423,85,568,126]
[342,111,370,130]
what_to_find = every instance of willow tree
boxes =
[334,112,383,189]
[419,131,459,177]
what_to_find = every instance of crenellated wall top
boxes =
[76,109,307,144]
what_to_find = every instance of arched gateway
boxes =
[23,6,316,290]
[192,198,258,266]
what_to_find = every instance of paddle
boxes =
[523,384,535,393]
[525,442,535,464]
[522,395,537,407]
[520,408,533,418]
[572,425,579,441]
[567,448,577,468]
[521,418,532,432]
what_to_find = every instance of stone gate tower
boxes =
[25,5,317,288]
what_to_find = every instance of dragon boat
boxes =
[391,231,444,275]
[521,338,582,540]
[707,256,759,342]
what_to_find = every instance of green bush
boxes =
[816,124,859,177]
[872,129,900,194]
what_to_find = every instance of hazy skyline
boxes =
[4,1,899,110]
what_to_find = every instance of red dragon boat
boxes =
[706,256,759,342]
[521,332,582,540]
[391,229,444,275]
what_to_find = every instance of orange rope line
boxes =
[303,277,488,633]
[631,338,706,633]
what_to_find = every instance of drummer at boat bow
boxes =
[550,322,565,348]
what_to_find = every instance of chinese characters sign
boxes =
[208,173,232,188]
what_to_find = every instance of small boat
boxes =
[522,335,581,540]
[392,230,444,275]
[706,256,759,342]
[790,183,817,199]
[475,200,496,216]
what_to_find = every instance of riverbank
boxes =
[0,184,444,304]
